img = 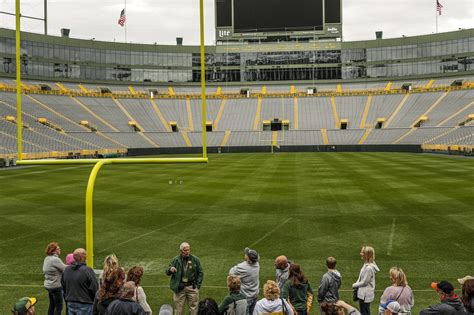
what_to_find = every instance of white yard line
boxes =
[387,218,396,256]
[98,221,183,253]
[0,283,435,291]
[247,217,292,249]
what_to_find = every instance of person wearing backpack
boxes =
[219,275,248,315]
[281,263,314,315]
[254,280,294,315]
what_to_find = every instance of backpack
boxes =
[225,298,248,315]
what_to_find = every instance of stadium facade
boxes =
[0,28,473,84]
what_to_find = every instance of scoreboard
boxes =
[216,0,342,41]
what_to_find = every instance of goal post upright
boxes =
[14,0,210,268]
[199,0,207,159]
[15,0,22,160]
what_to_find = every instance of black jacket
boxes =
[61,262,98,304]
[107,298,145,315]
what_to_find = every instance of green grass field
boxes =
[0,152,473,314]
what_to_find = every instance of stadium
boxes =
[0,0,473,314]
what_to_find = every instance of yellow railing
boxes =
[1,82,472,100]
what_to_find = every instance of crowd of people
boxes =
[10,242,474,315]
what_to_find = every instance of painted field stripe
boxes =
[358,128,372,145]
[411,91,449,128]
[385,94,410,128]
[213,98,227,130]
[181,131,192,147]
[359,95,372,129]
[220,130,231,147]
[0,284,435,291]
[186,98,194,131]
[293,97,299,130]
[253,97,263,131]
[71,97,120,132]
[321,129,329,145]
[387,218,396,255]
[149,99,172,132]
[330,96,340,128]
[248,217,292,248]
[437,101,474,127]
[98,221,183,253]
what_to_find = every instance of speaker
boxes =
[61,28,70,37]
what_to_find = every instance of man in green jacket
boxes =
[166,242,204,315]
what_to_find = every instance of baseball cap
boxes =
[12,297,37,314]
[458,276,474,285]
[244,247,259,262]
[431,281,454,294]
[380,300,401,314]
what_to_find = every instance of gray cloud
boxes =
[0,0,472,44]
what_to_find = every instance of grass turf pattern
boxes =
[0,153,472,314]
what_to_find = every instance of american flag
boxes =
[118,9,126,26]
[436,0,443,15]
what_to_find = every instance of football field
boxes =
[0,152,472,314]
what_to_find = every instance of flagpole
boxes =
[124,0,127,42]
[436,0,438,33]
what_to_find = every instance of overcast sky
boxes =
[0,0,473,45]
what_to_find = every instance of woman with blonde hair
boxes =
[379,267,414,314]
[99,254,119,285]
[42,242,67,315]
[253,280,294,315]
[352,246,379,315]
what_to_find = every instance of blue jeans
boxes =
[359,299,371,315]
[46,287,63,315]
[67,302,93,315]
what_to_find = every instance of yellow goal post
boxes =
[14,0,210,267]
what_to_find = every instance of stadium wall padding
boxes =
[128,145,422,156]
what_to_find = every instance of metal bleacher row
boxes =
[0,78,473,157]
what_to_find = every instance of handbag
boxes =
[352,288,359,302]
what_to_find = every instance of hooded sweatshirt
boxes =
[275,262,291,289]
[352,262,380,303]
[419,295,465,315]
[318,270,342,302]
[61,262,98,304]
[229,261,260,299]
[253,297,294,315]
